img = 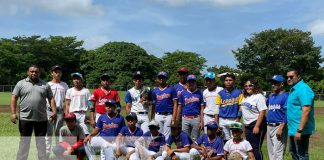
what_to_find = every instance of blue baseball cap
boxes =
[205,121,218,129]
[71,72,83,80]
[270,75,285,83]
[104,99,116,107]
[187,74,197,81]
[204,72,215,79]
[157,71,168,78]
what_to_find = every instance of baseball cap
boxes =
[64,112,76,120]
[229,122,243,130]
[126,112,138,121]
[205,121,218,129]
[157,71,168,78]
[133,71,143,79]
[51,65,63,71]
[71,72,83,80]
[104,99,116,107]
[178,67,188,73]
[148,120,160,129]
[100,73,110,80]
[187,74,196,81]
[269,75,285,83]
[204,72,215,79]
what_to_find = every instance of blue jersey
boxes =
[196,134,224,156]
[151,86,176,113]
[173,82,186,99]
[179,89,204,116]
[96,114,125,140]
[266,92,288,123]
[119,126,143,147]
[216,89,243,118]
[166,131,193,149]
[143,131,166,152]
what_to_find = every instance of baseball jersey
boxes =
[266,92,288,123]
[173,82,186,99]
[89,88,120,114]
[203,86,223,115]
[59,125,85,144]
[216,89,243,118]
[166,131,193,149]
[196,134,224,156]
[151,86,176,113]
[241,93,267,125]
[119,126,144,147]
[96,113,125,141]
[47,81,69,109]
[125,87,147,112]
[178,89,204,116]
[66,87,91,112]
[224,139,253,160]
[142,131,166,152]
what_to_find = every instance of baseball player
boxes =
[189,120,224,160]
[216,73,242,143]
[224,122,255,160]
[162,122,193,160]
[135,120,165,160]
[151,71,177,139]
[178,74,204,141]
[125,71,151,133]
[116,112,144,160]
[173,67,189,122]
[84,99,125,160]
[88,73,121,127]
[202,71,223,133]
[266,75,288,160]
[52,112,86,160]
[45,65,69,158]
[65,72,91,135]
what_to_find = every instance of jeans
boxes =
[245,120,267,160]
[289,134,310,160]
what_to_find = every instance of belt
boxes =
[183,115,199,119]
[48,108,64,112]
[74,110,86,113]
[137,112,148,114]
[156,112,172,115]
[267,122,281,127]
[205,114,214,117]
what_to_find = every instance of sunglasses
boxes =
[287,76,294,79]
[244,84,254,88]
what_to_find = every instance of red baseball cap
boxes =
[178,67,188,73]
[64,113,76,119]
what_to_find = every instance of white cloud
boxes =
[82,35,110,49]
[0,0,104,17]
[155,0,264,7]
[308,19,324,36]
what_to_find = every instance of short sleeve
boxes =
[178,94,184,105]
[151,90,157,103]
[223,140,229,152]
[298,87,314,107]
[95,115,103,129]
[182,134,192,147]
[171,87,177,99]
[238,94,244,105]
[166,135,173,146]
[12,81,22,96]
[215,94,221,105]
[125,91,132,103]
[245,140,253,152]
[215,138,224,155]
[46,84,53,99]
[65,89,71,100]
[119,127,126,135]
[161,135,166,146]
[196,135,203,145]
[256,94,267,111]
[88,90,98,102]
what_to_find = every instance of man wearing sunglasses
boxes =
[286,69,315,160]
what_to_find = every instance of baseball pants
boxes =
[117,145,140,160]
[155,114,172,139]
[134,141,164,160]
[189,148,201,159]
[45,109,64,158]
[74,112,89,135]
[203,114,215,134]
[161,151,190,160]
[219,117,236,140]
[84,136,116,160]
[182,116,200,141]
[136,113,150,133]
[267,124,287,160]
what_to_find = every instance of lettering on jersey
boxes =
[103,123,119,130]
[184,97,199,105]
[98,98,108,105]
[241,102,253,109]
[149,141,161,147]
[268,104,281,111]
[156,93,171,101]
[126,135,140,141]
[221,97,239,107]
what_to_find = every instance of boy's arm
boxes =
[83,128,100,144]
[248,151,256,160]
[65,99,71,114]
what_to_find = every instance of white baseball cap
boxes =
[148,120,160,129]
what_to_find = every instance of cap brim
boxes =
[52,66,62,71]
[126,116,137,120]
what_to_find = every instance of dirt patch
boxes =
[0,105,10,113]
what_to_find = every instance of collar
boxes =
[291,79,304,91]
[187,88,198,93]
[25,77,40,83]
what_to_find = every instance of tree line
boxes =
[0,28,323,92]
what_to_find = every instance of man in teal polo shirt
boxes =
[286,69,315,160]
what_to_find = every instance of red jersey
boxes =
[89,88,120,114]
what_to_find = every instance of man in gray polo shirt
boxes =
[10,64,57,160]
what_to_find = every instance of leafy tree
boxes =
[161,51,207,87]
[233,28,322,90]
[207,65,242,88]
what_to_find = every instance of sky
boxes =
[0,0,324,68]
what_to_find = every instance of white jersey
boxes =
[224,139,253,160]
[47,81,69,108]
[203,86,223,115]
[125,87,147,112]
[66,87,91,112]
[241,93,267,125]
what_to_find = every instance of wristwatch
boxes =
[297,129,303,133]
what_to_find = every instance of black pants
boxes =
[17,120,47,160]
[245,120,267,160]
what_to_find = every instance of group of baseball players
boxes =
[39,65,290,160]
